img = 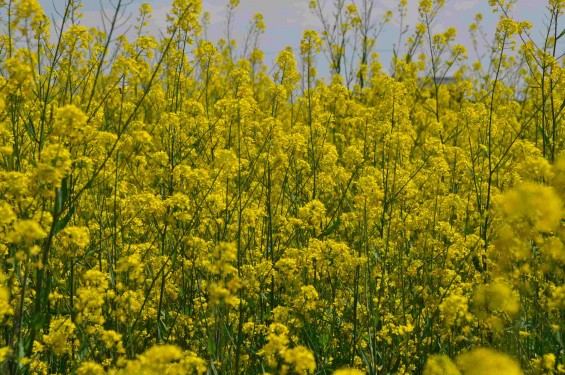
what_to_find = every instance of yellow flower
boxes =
[531,353,556,374]
[298,199,326,230]
[473,281,519,318]
[15,0,43,19]
[58,226,90,256]
[0,284,13,318]
[499,183,562,234]
[77,361,105,375]
[333,369,365,375]
[0,346,9,363]
[53,104,88,141]
[0,200,17,226]
[7,219,47,245]
[43,316,75,355]
[75,270,109,326]
[35,143,72,188]
[456,348,522,375]
[440,294,469,327]
[282,346,317,374]
[423,354,461,375]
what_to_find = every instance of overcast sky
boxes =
[37,0,554,76]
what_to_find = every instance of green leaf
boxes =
[53,205,75,237]
[207,335,217,355]
[558,98,565,117]
[320,216,341,238]
[24,116,36,141]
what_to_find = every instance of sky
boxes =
[37,0,555,76]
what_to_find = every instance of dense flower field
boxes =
[0,0,564,373]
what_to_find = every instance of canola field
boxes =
[0,0,564,374]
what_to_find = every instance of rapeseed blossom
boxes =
[0,0,563,373]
